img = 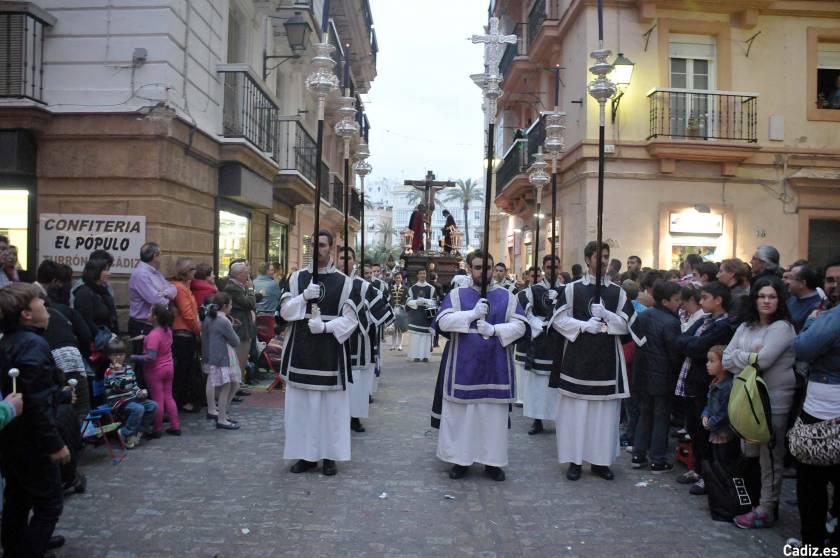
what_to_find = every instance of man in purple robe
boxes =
[431,251,528,481]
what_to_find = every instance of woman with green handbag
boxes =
[723,277,796,529]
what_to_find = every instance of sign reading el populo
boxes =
[39,214,147,274]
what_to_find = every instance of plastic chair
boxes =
[80,404,126,465]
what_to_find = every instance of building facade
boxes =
[0,0,378,324]
[490,0,840,275]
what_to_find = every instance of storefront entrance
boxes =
[217,209,250,274]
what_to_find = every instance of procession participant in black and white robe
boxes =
[519,256,564,435]
[389,273,408,351]
[366,263,393,397]
[431,251,528,481]
[513,266,541,406]
[406,269,437,362]
[338,248,393,433]
[279,230,361,476]
[549,241,643,482]
[492,262,516,292]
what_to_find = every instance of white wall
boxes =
[38,0,232,139]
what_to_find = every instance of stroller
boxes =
[262,335,286,393]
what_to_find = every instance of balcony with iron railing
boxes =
[645,88,761,175]
[647,89,758,142]
[0,7,55,103]
[527,0,562,65]
[320,162,330,203]
[350,188,361,221]
[527,0,547,53]
[219,65,278,155]
[495,116,545,202]
[276,119,318,185]
[499,23,527,80]
[331,175,344,212]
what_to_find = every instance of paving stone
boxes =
[55,349,799,557]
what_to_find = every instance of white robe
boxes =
[435,304,526,467]
[349,365,374,418]
[407,331,431,360]
[523,371,558,421]
[280,288,357,461]
[550,279,629,466]
[514,361,526,405]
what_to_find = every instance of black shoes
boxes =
[206,412,218,420]
[322,459,337,476]
[528,419,544,435]
[422,358,429,362]
[290,459,318,473]
[485,465,506,482]
[216,421,240,430]
[591,465,615,480]
[449,464,469,479]
[566,463,582,481]
[142,431,162,440]
[350,418,366,433]
[165,428,181,436]
[47,535,65,549]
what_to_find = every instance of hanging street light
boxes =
[334,95,359,275]
[354,140,372,266]
[609,52,635,122]
[527,148,550,286]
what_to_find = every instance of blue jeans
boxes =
[633,393,672,463]
[121,400,158,437]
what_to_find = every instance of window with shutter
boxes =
[0,10,48,102]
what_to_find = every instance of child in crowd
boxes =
[132,304,180,437]
[702,345,738,466]
[631,280,683,472]
[674,282,735,495]
[680,285,705,333]
[105,339,158,448]
[201,293,241,430]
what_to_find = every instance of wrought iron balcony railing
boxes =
[527,0,547,54]
[219,65,278,155]
[350,188,361,221]
[331,174,344,212]
[647,88,758,143]
[496,139,528,198]
[320,162,330,202]
[0,9,52,102]
[499,23,526,79]
[276,119,318,185]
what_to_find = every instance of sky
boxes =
[365,0,488,185]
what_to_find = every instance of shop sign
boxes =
[39,214,146,274]
[669,212,723,235]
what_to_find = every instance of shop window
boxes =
[808,219,840,269]
[0,189,29,272]
[268,221,288,272]
[218,210,249,274]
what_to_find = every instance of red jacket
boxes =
[190,278,218,307]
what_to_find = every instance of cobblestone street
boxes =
[57,349,798,557]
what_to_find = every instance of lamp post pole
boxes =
[304,1,338,285]
[587,0,616,298]
[528,149,549,286]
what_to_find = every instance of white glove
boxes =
[547,290,558,302]
[476,320,495,338]
[591,303,609,319]
[581,317,603,335]
[303,282,321,301]
[308,316,326,334]
[472,299,489,319]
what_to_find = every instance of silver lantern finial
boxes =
[306,43,340,119]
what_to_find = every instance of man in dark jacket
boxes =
[0,283,71,557]
[674,281,736,495]
[631,280,683,472]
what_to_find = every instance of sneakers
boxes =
[650,462,674,474]
[631,455,649,469]
[689,478,707,495]
[677,470,701,484]
[734,507,774,529]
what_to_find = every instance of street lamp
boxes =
[609,52,634,123]
[527,148,550,285]
[263,11,312,80]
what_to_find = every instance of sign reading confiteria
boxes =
[39,214,146,274]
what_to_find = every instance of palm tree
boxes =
[404,189,443,210]
[443,178,484,252]
[375,222,395,246]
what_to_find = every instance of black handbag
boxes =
[702,457,761,522]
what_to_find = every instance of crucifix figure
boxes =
[404,170,456,252]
